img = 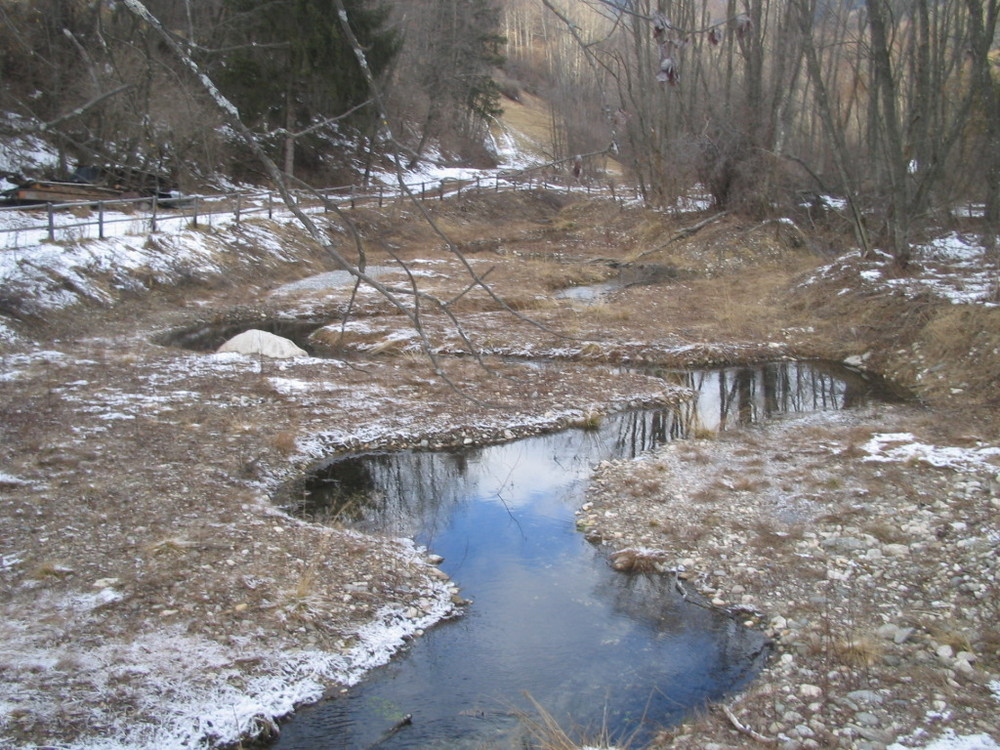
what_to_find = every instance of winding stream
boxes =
[273,361,902,749]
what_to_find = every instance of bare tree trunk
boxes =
[966,0,1000,255]
[796,0,871,256]
[867,0,911,265]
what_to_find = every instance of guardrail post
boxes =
[151,197,158,232]
[47,203,55,242]
[439,182,444,201]
[97,202,105,239]
[476,177,480,193]
[421,182,426,200]
[192,196,199,228]
[350,186,356,210]
[378,187,383,208]
[267,193,273,219]
[495,176,500,192]
[235,194,242,224]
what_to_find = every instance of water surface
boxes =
[274,361,898,749]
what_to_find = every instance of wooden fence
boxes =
[0,172,637,248]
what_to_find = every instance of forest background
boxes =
[1,0,998,266]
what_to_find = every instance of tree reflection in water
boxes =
[272,361,902,749]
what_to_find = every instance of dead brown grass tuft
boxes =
[272,431,299,455]
[917,306,1000,403]
[752,521,804,550]
[144,537,193,555]
[610,548,670,573]
[835,631,884,667]
[30,561,75,580]
[928,622,973,653]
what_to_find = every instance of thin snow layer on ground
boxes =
[888,731,1000,750]
[0,116,60,178]
[0,543,453,750]
[0,217,302,315]
[861,432,1000,472]
[804,234,998,306]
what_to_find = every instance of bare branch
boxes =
[29,85,133,134]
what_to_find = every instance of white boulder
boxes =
[217,329,307,359]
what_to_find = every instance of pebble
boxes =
[800,684,823,699]
[847,690,884,706]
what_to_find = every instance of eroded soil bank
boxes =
[0,191,998,749]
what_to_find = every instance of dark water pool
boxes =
[273,361,901,749]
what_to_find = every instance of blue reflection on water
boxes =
[274,362,898,749]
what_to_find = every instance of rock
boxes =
[821,536,866,552]
[854,711,879,726]
[883,543,910,557]
[800,684,823,699]
[847,690,884,706]
[217,329,307,358]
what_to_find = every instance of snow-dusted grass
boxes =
[803,233,998,307]
[0,544,454,750]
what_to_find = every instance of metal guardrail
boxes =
[0,172,635,247]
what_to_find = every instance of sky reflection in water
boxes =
[275,361,896,749]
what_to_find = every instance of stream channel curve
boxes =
[272,360,904,750]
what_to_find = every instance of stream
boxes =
[273,361,902,749]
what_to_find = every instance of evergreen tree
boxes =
[212,0,398,177]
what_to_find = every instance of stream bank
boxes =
[1,192,998,749]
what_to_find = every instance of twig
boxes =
[364,714,412,749]
[719,704,777,745]
[632,210,732,261]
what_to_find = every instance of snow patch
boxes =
[888,731,1000,750]
[861,433,1000,472]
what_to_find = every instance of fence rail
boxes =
[0,171,636,248]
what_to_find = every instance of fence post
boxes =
[378,187,383,208]
[235,194,241,224]
[47,203,55,242]
[476,177,480,193]
[192,196,199,228]
[421,182,426,200]
[439,182,444,201]
[350,186,356,210]
[268,193,273,219]
[151,196,157,232]
[98,202,105,239]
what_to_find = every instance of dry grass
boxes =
[610,548,671,573]
[579,301,633,322]
[751,521,803,550]
[29,561,75,580]
[928,622,974,653]
[864,520,908,544]
[572,410,604,431]
[835,631,884,667]
[144,537,194,555]
[516,692,625,750]
[271,430,299,455]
